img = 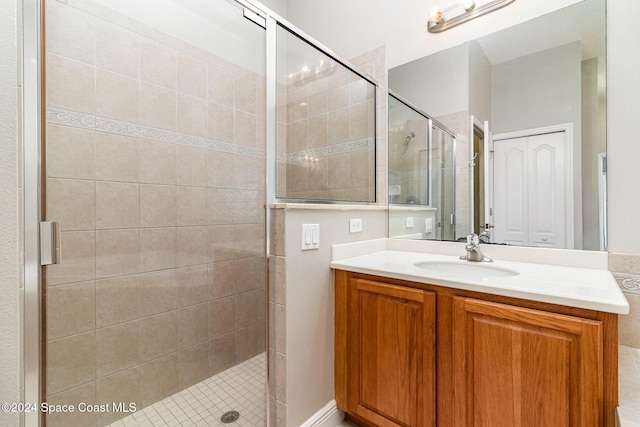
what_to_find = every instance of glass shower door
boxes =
[432,125,456,241]
[42,0,266,425]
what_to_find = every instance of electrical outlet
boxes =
[349,218,363,233]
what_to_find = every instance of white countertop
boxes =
[330,239,629,314]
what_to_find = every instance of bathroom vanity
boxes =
[331,239,629,427]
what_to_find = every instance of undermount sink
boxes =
[414,261,519,280]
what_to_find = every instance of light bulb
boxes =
[429,10,445,24]
[462,0,476,12]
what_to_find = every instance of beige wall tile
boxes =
[46,332,96,395]
[177,186,208,226]
[140,82,177,131]
[96,69,139,122]
[235,291,258,328]
[235,323,259,363]
[233,190,263,224]
[177,265,210,308]
[46,124,95,180]
[177,226,209,267]
[208,261,236,300]
[46,383,96,427]
[176,146,207,187]
[620,293,640,348]
[350,102,370,140]
[275,351,287,403]
[350,150,374,189]
[207,151,235,189]
[46,53,95,114]
[308,158,329,192]
[207,188,234,224]
[140,39,177,90]
[140,312,177,362]
[610,253,640,275]
[207,225,238,263]
[177,54,207,98]
[327,84,349,110]
[178,342,209,389]
[327,154,350,190]
[233,110,257,147]
[46,0,96,65]
[96,321,141,378]
[140,354,178,407]
[46,281,95,341]
[96,275,140,328]
[95,367,140,425]
[45,231,95,286]
[234,77,257,114]
[177,304,208,349]
[139,269,177,316]
[208,297,235,338]
[96,181,139,229]
[96,229,140,279]
[140,184,177,227]
[140,227,177,271]
[208,333,235,376]
[327,107,350,144]
[94,132,140,182]
[308,115,328,150]
[288,120,308,153]
[288,97,308,122]
[96,21,139,79]
[234,156,265,191]
[140,140,177,185]
[208,64,234,107]
[177,94,207,137]
[207,103,233,142]
[275,304,286,355]
[46,178,95,231]
[234,223,264,258]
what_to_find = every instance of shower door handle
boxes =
[40,221,60,265]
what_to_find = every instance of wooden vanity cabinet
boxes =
[334,270,619,427]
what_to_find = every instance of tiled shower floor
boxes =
[107,353,266,427]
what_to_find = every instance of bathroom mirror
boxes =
[388,0,606,251]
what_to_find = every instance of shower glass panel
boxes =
[275,25,376,202]
[388,94,432,239]
[388,93,457,241]
[42,0,266,425]
[432,126,457,241]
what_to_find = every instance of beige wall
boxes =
[0,0,20,425]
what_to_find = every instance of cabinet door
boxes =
[452,297,603,427]
[347,278,436,427]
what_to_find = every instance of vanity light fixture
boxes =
[428,0,515,33]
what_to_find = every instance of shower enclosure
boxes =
[22,0,376,426]
[388,92,456,241]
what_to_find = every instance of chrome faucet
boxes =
[460,233,493,262]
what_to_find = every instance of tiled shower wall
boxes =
[276,33,377,203]
[43,1,266,426]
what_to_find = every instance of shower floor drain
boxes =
[221,410,240,423]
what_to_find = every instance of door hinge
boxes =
[40,221,60,266]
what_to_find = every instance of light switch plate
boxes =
[349,218,363,233]
[406,217,415,228]
[301,224,320,250]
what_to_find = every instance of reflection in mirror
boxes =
[388,0,606,250]
[389,93,457,241]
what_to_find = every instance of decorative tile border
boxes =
[47,107,266,158]
[48,107,375,162]
[613,272,640,295]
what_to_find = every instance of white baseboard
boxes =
[300,400,344,427]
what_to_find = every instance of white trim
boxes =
[300,400,344,427]
[493,123,575,249]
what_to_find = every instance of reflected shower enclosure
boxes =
[388,92,456,241]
